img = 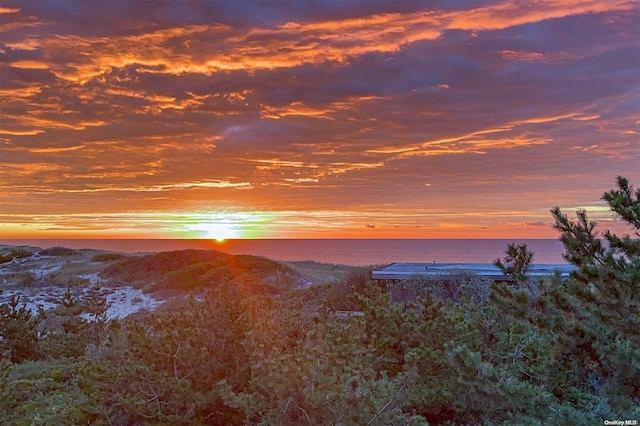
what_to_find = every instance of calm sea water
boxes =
[0,239,567,266]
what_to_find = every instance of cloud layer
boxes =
[1,0,638,238]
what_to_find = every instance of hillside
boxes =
[0,245,320,318]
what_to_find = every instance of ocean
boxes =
[0,239,568,266]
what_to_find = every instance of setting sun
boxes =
[203,223,238,242]
[186,222,238,241]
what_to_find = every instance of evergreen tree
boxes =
[494,242,534,284]
[550,175,639,416]
[0,291,39,362]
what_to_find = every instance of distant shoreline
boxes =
[0,238,568,266]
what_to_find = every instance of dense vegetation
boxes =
[0,177,638,424]
[99,249,305,294]
[0,248,33,265]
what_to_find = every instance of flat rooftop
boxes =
[372,263,575,281]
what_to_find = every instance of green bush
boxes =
[48,273,89,288]
[90,253,125,262]
[13,272,37,287]
[387,272,491,306]
[39,247,77,256]
[0,248,34,264]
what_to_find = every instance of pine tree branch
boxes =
[367,383,405,425]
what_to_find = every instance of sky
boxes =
[0,0,638,240]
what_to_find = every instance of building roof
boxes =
[371,263,576,281]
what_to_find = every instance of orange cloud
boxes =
[0,7,20,14]
[6,145,85,153]
[8,60,49,69]
[8,0,632,84]
[500,50,545,61]
[0,86,42,98]
[3,114,106,131]
[260,102,336,119]
[444,0,636,32]
[0,129,45,136]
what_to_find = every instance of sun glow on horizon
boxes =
[189,222,238,242]
[180,211,277,240]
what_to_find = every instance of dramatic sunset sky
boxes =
[1,0,638,240]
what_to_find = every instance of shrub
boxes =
[90,253,125,262]
[10,248,33,260]
[386,272,490,307]
[39,247,76,257]
[48,273,89,288]
[0,248,33,264]
[14,272,37,288]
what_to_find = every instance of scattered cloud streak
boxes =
[1,0,638,238]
